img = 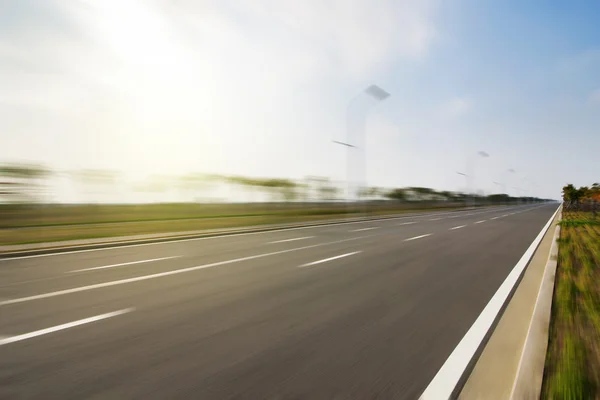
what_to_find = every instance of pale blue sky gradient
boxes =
[2,0,599,201]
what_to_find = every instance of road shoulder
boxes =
[458,208,561,400]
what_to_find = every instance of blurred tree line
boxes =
[0,163,49,204]
[0,162,551,205]
[562,183,600,211]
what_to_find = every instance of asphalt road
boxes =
[0,203,559,399]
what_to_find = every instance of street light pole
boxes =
[464,151,489,208]
[505,168,516,197]
[493,181,506,205]
[512,186,521,204]
[522,177,531,204]
[332,140,356,216]
[456,172,469,207]
[493,180,503,191]
[334,84,390,217]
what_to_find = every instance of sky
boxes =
[2,0,600,202]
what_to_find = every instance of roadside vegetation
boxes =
[0,162,551,246]
[542,184,600,399]
[0,203,492,246]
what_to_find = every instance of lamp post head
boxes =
[477,151,490,158]
[333,140,356,148]
[364,85,390,101]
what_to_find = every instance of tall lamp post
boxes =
[461,150,489,207]
[530,182,540,203]
[334,84,390,216]
[506,169,516,195]
[456,171,469,207]
[493,181,507,205]
[512,186,522,204]
[522,177,531,204]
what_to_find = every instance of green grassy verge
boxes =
[0,214,352,245]
[0,202,472,229]
[542,211,600,399]
[0,203,486,246]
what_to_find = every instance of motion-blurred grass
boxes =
[0,202,471,245]
[543,211,600,399]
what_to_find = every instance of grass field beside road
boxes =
[0,202,475,246]
[0,213,354,245]
[543,211,600,399]
[0,202,471,229]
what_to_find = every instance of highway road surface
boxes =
[0,203,559,399]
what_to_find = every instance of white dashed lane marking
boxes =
[268,237,314,244]
[299,251,362,267]
[404,234,432,241]
[0,308,134,346]
[352,227,378,232]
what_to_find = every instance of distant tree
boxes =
[366,187,383,199]
[297,180,310,203]
[254,178,297,202]
[385,188,407,201]
[320,184,340,201]
[588,183,600,201]
[275,179,298,202]
[562,183,600,209]
[304,176,339,202]
[406,187,437,201]
[438,191,456,201]
[0,163,51,204]
[304,176,320,201]
[562,184,578,204]
[357,187,375,200]
[454,192,469,201]
[223,175,254,202]
[578,186,590,199]
[487,194,510,203]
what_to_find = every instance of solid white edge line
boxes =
[0,308,134,346]
[450,225,466,230]
[418,204,560,400]
[0,205,535,261]
[299,251,362,267]
[404,234,432,241]
[0,235,372,306]
[69,256,180,273]
[267,236,314,244]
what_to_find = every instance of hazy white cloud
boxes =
[159,0,438,79]
[438,97,471,120]
[1,0,439,181]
